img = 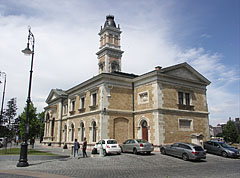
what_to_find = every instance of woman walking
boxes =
[82,137,88,158]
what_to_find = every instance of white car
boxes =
[94,139,121,156]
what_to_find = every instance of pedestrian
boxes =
[30,137,35,149]
[74,139,80,158]
[82,137,88,158]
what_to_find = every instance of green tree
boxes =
[3,98,18,138]
[38,111,45,142]
[222,120,239,143]
[19,102,41,139]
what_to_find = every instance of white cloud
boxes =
[0,0,239,126]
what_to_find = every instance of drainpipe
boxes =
[132,82,135,139]
[59,98,63,147]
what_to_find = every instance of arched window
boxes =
[80,122,84,142]
[71,123,74,142]
[92,121,97,142]
[51,118,55,137]
[64,125,67,142]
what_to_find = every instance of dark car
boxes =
[160,143,206,161]
[204,140,240,158]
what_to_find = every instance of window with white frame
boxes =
[71,100,75,111]
[91,92,97,106]
[138,91,149,104]
[63,104,68,115]
[178,91,191,105]
[179,119,193,131]
[80,96,85,109]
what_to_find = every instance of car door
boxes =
[177,144,187,157]
[123,140,131,152]
[212,142,222,155]
[96,140,105,152]
[205,141,214,153]
[168,143,179,156]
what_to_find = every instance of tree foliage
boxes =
[222,120,239,143]
[19,102,41,139]
[0,98,18,138]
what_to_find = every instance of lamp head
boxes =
[22,43,32,56]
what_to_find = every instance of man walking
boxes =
[82,137,88,158]
[74,139,80,158]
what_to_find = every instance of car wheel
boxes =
[103,149,107,156]
[146,151,151,155]
[133,148,138,154]
[120,146,124,153]
[182,153,189,161]
[117,152,121,155]
[222,151,228,158]
[160,148,166,155]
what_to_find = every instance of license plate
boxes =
[112,146,116,148]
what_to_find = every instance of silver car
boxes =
[160,143,206,161]
[120,139,154,155]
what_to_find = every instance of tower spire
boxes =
[96,15,124,74]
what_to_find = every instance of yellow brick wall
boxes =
[163,113,209,144]
[135,84,154,111]
[109,87,132,110]
[162,83,208,112]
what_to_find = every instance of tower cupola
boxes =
[96,15,124,74]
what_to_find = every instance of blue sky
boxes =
[0,0,239,126]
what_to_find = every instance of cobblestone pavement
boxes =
[0,143,239,178]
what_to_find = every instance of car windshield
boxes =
[219,142,231,148]
[136,139,148,143]
[107,140,117,144]
[194,146,204,151]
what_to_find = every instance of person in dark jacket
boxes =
[82,137,88,158]
[74,139,80,157]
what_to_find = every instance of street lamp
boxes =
[0,71,6,126]
[17,26,35,167]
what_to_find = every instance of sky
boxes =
[0,0,239,126]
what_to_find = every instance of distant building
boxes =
[43,15,211,147]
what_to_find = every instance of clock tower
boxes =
[96,15,124,73]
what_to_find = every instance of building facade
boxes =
[43,16,211,147]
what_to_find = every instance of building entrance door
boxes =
[141,121,148,141]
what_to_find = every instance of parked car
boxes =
[204,140,240,158]
[94,139,121,156]
[120,139,154,155]
[160,143,206,161]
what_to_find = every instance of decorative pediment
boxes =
[161,62,210,85]
[46,89,67,104]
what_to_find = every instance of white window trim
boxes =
[79,96,85,109]
[91,91,98,106]
[138,91,149,105]
[178,118,193,131]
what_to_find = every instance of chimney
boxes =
[155,66,162,71]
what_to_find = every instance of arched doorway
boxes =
[141,120,148,141]
[64,125,67,142]
[114,117,129,143]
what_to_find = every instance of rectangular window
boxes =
[179,119,192,129]
[80,97,85,109]
[63,104,68,114]
[92,93,97,106]
[185,93,190,105]
[178,92,184,105]
[71,100,75,111]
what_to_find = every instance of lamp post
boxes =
[17,27,35,167]
[0,71,6,126]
